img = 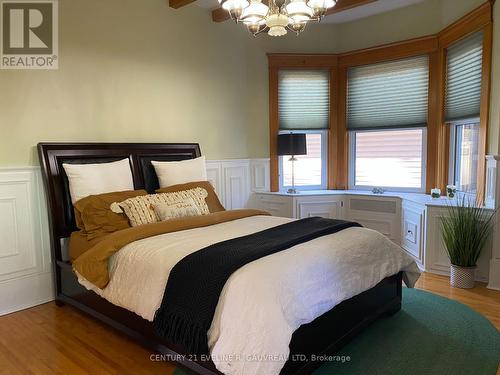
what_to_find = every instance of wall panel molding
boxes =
[0,167,53,315]
[206,158,270,210]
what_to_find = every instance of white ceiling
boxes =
[195,0,426,22]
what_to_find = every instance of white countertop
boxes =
[255,189,462,207]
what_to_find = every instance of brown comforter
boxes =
[72,209,270,289]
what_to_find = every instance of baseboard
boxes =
[0,271,54,316]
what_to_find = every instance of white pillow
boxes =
[63,159,134,204]
[152,156,207,188]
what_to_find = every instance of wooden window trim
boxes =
[269,66,279,192]
[437,1,493,200]
[338,35,438,67]
[268,1,493,197]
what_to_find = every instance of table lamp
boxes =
[277,133,307,194]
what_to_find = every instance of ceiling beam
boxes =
[212,6,229,22]
[212,0,377,23]
[169,0,197,9]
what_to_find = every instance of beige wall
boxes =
[0,0,498,167]
[0,0,267,166]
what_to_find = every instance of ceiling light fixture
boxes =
[218,0,336,37]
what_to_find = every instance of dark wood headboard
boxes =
[37,142,201,261]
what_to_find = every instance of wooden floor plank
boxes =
[0,272,498,374]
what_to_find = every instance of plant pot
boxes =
[450,265,476,289]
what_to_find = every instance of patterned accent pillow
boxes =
[112,188,209,227]
[152,197,202,221]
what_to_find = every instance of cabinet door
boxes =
[345,196,401,244]
[425,207,492,282]
[252,194,293,218]
[401,201,425,268]
[296,198,344,220]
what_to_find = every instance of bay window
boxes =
[268,4,491,195]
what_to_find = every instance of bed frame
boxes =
[37,142,403,375]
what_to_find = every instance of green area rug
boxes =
[174,288,500,375]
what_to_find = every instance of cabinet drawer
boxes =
[296,200,343,220]
[254,194,293,218]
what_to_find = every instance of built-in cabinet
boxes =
[253,192,402,246]
[252,191,493,282]
[252,193,345,219]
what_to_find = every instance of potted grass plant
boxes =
[440,195,496,289]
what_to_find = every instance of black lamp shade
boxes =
[277,134,307,156]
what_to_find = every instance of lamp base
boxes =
[287,188,299,194]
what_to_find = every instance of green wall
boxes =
[0,0,266,165]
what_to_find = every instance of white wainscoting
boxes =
[206,158,269,210]
[3,155,497,313]
[0,168,53,316]
[0,159,269,315]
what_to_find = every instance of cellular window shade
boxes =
[445,31,483,122]
[347,56,429,130]
[278,70,330,130]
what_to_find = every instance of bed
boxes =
[38,142,419,375]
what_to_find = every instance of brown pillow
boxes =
[74,189,148,240]
[156,181,225,213]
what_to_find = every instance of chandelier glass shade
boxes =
[218,0,336,37]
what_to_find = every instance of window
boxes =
[278,70,329,190]
[445,31,483,122]
[347,56,429,191]
[350,128,426,191]
[279,131,327,190]
[445,32,483,194]
[347,56,429,130]
[449,121,480,193]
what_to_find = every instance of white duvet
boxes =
[78,215,420,375]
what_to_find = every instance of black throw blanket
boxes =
[153,217,361,354]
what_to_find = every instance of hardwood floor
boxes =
[0,272,498,375]
[415,272,500,330]
[0,301,175,375]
